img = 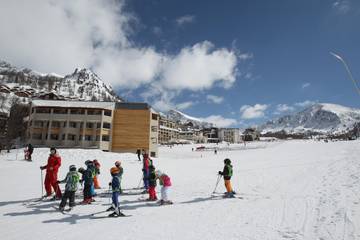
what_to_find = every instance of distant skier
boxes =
[107,166,125,217]
[218,158,235,198]
[57,165,80,211]
[146,165,158,201]
[25,143,34,161]
[40,147,62,200]
[115,161,124,193]
[93,159,101,189]
[136,149,141,161]
[155,170,173,205]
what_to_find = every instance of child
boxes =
[155,170,173,205]
[142,152,150,193]
[115,161,124,193]
[93,159,101,189]
[57,165,80,211]
[218,158,235,198]
[147,165,157,201]
[107,167,125,217]
[78,166,94,204]
[85,160,96,197]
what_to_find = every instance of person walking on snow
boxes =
[40,147,62,199]
[107,167,125,217]
[218,158,235,198]
[57,165,80,211]
[155,170,173,205]
[136,149,141,161]
[25,143,34,161]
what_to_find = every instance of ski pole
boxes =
[136,175,143,189]
[40,169,44,198]
[212,174,222,194]
[108,185,112,205]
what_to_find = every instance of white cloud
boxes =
[238,53,253,61]
[176,15,195,26]
[302,82,311,89]
[161,41,238,91]
[294,100,316,108]
[333,0,351,14]
[206,95,224,104]
[200,115,237,128]
[176,101,194,110]
[275,104,295,114]
[240,104,269,119]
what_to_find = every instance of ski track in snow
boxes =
[0,140,359,240]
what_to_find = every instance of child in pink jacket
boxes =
[155,170,172,205]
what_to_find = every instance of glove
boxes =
[79,180,83,184]
[218,171,222,175]
[108,182,112,186]
[40,166,45,170]
[56,181,60,184]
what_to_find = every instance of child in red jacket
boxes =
[40,147,62,199]
[155,170,172,205]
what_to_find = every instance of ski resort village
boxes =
[1,1,360,240]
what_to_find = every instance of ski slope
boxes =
[1,140,359,240]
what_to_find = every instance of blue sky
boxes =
[0,0,359,127]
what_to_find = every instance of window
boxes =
[52,121,61,128]
[79,135,83,141]
[86,122,94,128]
[96,122,101,129]
[50,134,59,140]
[103,122,111,129]
[53,108,67,114]
[67,134,76,141]
[152,113,158,120]
[102,135,110,141]
[63,122,67,127]
[150,152,156,157]
[34,121,43,127]
[69,122,77,128]
[70,109,85,115]
[31,108,35,113]
[62,134,65,140]
[85,135,92,141]
[104,110,112,116]
[95,135,100,141]
[32,133,42,140]
[151,137,157,144]
[36,108,50,114]
[151,126,158,132]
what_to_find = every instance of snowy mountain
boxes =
[163,109,213,128]
[260,103,360,135]
[0,60,121,102]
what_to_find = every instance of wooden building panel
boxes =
[111,109,150,151]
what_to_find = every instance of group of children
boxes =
[56,154,172,217]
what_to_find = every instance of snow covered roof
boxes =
[31,100,116,110]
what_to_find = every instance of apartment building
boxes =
[218,128,241,143]
[27,100,159,157]
[158,117,179,144]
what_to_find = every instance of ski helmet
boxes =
[110,166,120,175]
[115,160,121,167]
[69,165,76,171]
[78,167,85,173]
[50,147,56,154]
[85,160,93,166]
[224,158,231,164]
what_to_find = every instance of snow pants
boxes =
[224,180,233,193]
[83,184,92,201]
[161,186,170,201]
[44,172,62,198]
[148,186,157,200]
[143,169,149,190]
[59,190,76,208]
[112,191,119,208]
[93,175,101,189]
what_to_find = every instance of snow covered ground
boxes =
[1,140,359,240]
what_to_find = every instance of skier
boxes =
[85,160,96,196]
[107,167,125,217]
[142,151,150,193]
[25,143,34,161]
[146,164,157,201]
[93,159,101,189]
[78,166,94,204]
[155,170,173,205]
[218,158,235,198]
[136,149,141,161]
[40,147,62,200]
[115,161,124,193]
[57,165,80,211]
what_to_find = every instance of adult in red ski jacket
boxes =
[40,147,62,199]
